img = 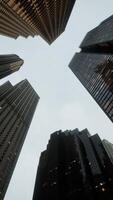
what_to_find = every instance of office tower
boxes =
[33,129,113,200]
[0,0,76,44]
[80,15,113,52]
[0,54,24,79]
[0,79,39,200]
[69,15,113,122]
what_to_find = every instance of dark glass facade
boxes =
[33,129,113,200]
[0,54,23,79]
[80,15,113,50]
[1,0,76,44]
[69,52,113,122]
[69,15,113,122]
[0,79,39,200]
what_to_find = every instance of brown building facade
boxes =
[0,0,76,44]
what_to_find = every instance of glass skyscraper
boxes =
[0,79,39,200]
[33,129,113,200]
[0,54,23,79]
[69,15,113,122]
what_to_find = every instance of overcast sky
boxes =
[0,0,113,199]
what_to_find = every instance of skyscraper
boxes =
[0,54,23,79]
[0,79,39,200]
[69,15,113,122]
[80,15,113,52]
[0,0,76,44]
[33,129,113,200]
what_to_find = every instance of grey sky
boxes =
[0,0,113,199]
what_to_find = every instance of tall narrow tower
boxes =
[0,79,39,200]
[0,0,76,44]
[69,15,113,122]
[0,54,23,79]
[33,129,113,200]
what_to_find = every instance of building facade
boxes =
[0,54,23,79]
[69,52,113,122]
[0,79,39,200]
[80,15,113,51]
[69,15,113,122]
[0,0,76,44]
[32,129,113,200]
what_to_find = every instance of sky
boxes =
[0,0,113,199]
